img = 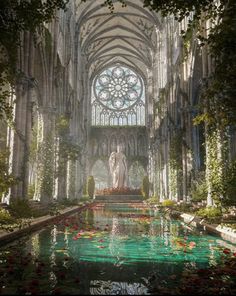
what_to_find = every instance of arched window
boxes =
[91,64,145,126]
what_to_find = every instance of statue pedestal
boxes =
[94,195,143,203]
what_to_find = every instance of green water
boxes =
[0,203,235,295]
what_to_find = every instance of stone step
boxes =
[94,195,143,203]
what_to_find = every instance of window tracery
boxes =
[91,65,145,126]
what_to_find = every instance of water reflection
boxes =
[90,280,149,295]
[0,204,235,295]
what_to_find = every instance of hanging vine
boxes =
[169,131,183,198]
[55,115,80,178]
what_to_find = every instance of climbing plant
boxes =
[0,148,16,198]
[86,176,95,199]
[222,159,236,206]
[169,131,183,198]
[190,171,207,202]
[0,0,69,121]
[36,133,54,198]
[141,176,150,199]
[55,115,81,164]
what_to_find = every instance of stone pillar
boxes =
[34,109,55,204]
[10,78,34,199]
[66,160,76,200]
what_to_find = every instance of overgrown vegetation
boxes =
[169,131,183,198]
[0,208,16,225]
[86,176,95,198]
[9,199,34,219]
[0,0,69,120]
[0,148,16,198]
[190,171,207,202]
[196,206,222,223]
[55,115,81,163]
[141,176,150,199]
[222,159,236,206]
[146,195,160,205]
[161,199,176,207]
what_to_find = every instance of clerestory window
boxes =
[91,64,145,126]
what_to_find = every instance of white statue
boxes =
[109,145,128,188]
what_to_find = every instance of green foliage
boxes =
[36,133,54,197]
[154,88,166,118]
[29,124,38,166]
[27,183,35,199]
[169,131,183,198]
[174,202,193,213]
[0,0,69,121]
[56,115,70,136]
[162,199,176,207]
[9,199,33,218]
[146,195,160,204]
[56,115,81,163]
[0,148,16,198]
[59,198,78,206]
[169,132,183,170]
[196,206,222,221]
[86,176,95,198]
[141,176,149,199]
[222,159,236,206]
[82,182,87,196]
[205,129,226,205]
[0,208,16,224]
[190,171,207,202]
[80,195,92,202]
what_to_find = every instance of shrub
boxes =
[86,176,95,198]
[196,206,222,221]
[174,202,193,213]
[27,183,35,199]
[146,195,159,204]
[59,198,78,206]
[190,172,207,202]
[0,149,16,197]
[0,208,16,224]
[9,199,33,218]
[80,195,92,202]
[162,199,176,207]
[141,176,149,199]
[222,159,236,206]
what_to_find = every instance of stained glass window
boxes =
[91,65,146,126]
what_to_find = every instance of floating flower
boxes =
[223,248,231,254]
[58,272,66,279]
[74,277,80,283]
[30,279,39,286]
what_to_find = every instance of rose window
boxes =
[92,64,145,126]
[94,66,143,111]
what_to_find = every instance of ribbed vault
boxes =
[75,0,161,78]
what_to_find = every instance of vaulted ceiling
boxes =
[75,0,162,79]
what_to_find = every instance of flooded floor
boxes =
[0,203,235,295]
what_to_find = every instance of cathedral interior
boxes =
[0,1,236,295]
[2,0,235,206]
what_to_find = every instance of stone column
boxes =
[34,108,55,204]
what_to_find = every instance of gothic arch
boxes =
[90,159,109,189]
[129,160,146,188]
